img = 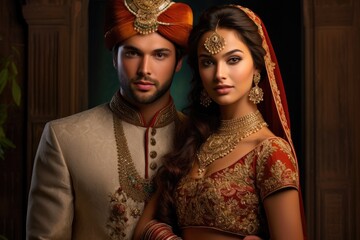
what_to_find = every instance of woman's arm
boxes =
[263,189,303,240]
[133,189,181,240]
[133,190,161,240]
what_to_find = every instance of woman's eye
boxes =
[228,57,241,64]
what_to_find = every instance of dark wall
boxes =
[88,0,303,164]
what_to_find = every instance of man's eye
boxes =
[124,51,138,57]
[155,52,168,59]
[200,59,214,67]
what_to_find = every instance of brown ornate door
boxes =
[303,0,360,239]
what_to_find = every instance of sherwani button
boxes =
[150,151,157,158]
[151,128,157,136]
[150,162,158,170]
[150,138,156,146]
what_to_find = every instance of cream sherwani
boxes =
[26,91,180,239]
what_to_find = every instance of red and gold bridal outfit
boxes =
[176,137,299,239]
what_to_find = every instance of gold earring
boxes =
[248,72,264,104]
[200,89,212,107]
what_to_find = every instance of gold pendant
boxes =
[125,0,173,35]
[204,31,226,55]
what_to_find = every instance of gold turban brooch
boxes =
[104,0,193,50]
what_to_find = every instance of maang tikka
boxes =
[248,72,264,104]
[204,20,226,55]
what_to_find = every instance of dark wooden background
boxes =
[0,0,359,239]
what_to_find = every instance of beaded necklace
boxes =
[197,110,267,176]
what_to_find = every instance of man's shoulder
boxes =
[48,103,112,128]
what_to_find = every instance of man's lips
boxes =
[134,80,155,91]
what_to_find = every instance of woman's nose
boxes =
[215,62,226,81]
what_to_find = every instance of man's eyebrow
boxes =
[122,45,140,51]
[153,48,172,53]
[122,46,172,53]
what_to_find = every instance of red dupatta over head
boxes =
[234,5,307,239]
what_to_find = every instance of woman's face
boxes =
[197,28,258,112]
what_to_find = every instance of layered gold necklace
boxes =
[196,110,268,176]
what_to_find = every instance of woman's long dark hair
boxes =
[153,5,266,231]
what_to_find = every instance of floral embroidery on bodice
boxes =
[175,137,299,238]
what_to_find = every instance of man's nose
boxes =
[138,56,151,76]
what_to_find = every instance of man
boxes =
[26,0,193,239]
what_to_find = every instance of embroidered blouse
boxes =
[175,137,299,238]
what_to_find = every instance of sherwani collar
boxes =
[109,90,178,128]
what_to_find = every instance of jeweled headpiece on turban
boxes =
[104,0,193,50]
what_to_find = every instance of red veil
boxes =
[235,5,307,239]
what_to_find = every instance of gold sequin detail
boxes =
[124,0,173,34]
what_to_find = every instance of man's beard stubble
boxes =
[121,74,173,105]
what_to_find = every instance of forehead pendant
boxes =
[124,0,173,35]
[204,21,226,55]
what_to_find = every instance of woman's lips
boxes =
[214,85,233,94]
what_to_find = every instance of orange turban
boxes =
[104,0,193,51]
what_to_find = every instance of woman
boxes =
[133,4,307,240]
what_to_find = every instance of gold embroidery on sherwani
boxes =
[107,91,179,239]
[109,91,179,202]
[175,137,299,237]
[113,115,153,202]
[110,91,178,127]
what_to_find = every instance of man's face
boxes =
[114,32,182,107]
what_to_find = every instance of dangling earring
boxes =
[200,89,212,107]
[249,72,264,104]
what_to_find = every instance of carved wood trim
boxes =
[303,0,360,238]
[303,0,316,237]
[22,0,89,189]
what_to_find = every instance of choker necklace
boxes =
[197,110,267,176]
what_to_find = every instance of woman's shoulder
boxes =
[256,136,293,157]
[250,126,288,148]
[261,136,290,147]
[255,135,298,173]
[255,136,299,200]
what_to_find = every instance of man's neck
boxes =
[110,91,176,128]
[137,96,171,126]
